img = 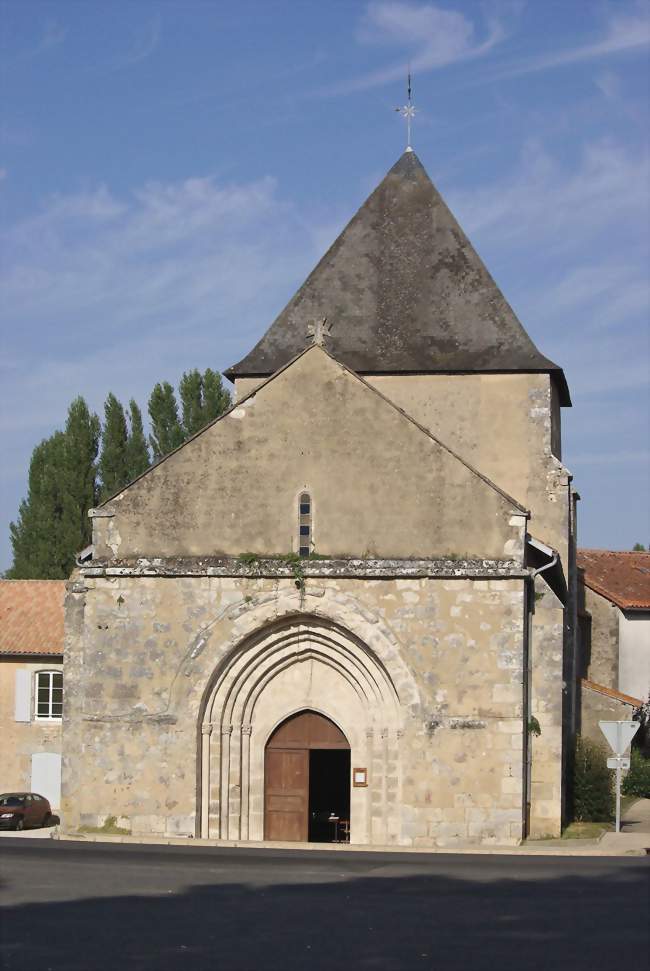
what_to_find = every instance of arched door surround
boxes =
[199,614,404,844]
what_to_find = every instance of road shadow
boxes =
[1,857,648,971]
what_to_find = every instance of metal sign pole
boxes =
[599,720,640,834]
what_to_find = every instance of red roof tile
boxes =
[578,549,650,610]
[0,580,65,655]
[581,678,643,708]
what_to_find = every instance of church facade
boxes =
[62,151,578,846]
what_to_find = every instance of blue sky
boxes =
[1,0,649,569]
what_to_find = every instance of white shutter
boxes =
[14,669,31,721]
[31,753,62,808]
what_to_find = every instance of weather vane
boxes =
[395,68,416,152]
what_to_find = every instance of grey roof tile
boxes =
[225,151,570,404]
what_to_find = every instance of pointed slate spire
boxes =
[225,151,570,404]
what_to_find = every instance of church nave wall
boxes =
[61,569,561,846]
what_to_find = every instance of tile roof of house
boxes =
[0,580,65,655]
[578,549,650,610]
[225,151,570,405]
[581,678,644,708]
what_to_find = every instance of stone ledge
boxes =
[82,556,526,580]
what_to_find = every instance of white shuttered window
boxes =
[35,671,63,720]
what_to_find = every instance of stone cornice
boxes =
[81,555,526,580]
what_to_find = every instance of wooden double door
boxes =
[264,710,350,842]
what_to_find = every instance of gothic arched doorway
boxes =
[264,710,350,843]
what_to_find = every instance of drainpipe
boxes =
[75,544,93,567]
[523,546,558,837]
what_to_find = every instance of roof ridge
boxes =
[0,578,66,584]
[579,548,650,554]
[581,678,643,707]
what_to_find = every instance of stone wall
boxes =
[582,587,619,689]
[579,681,641,743]
[365,372,570,559]
[61,568,547,847]
[91,349,527,563]
[236,370,571,563]
[528,581,565,837]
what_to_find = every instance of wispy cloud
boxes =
[111,15,161,69]
[5,20,67,63]
[321,1,507,94]
[445,136,649,403]
[451,138,649,247]
[0,172,324,436]
[484,4,650,81]
[532,263,649,330]
[37,21,67,53]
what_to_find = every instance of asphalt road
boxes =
[0,841,648,971]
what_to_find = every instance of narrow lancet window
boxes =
[298,492,311,557]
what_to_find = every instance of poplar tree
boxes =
[98,393,129,500]
[8,433,67,579]
[202,367,231,427]
[8,397,99,579]
[64,396,101,550]
[179,367,231,438]
[125,399,150,480]
[148,381,184,461]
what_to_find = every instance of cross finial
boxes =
[306,317,332,346]
[395,68,416,152]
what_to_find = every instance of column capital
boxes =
[201,723,213,736]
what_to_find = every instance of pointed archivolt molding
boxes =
[207,624,402,732]
[190,587,421,721]
[195,599,420,842]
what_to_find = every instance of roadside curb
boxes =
[56,832,648,857]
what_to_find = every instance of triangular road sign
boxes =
[599,720,640,755]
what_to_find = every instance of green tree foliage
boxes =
[621,748,650,799]
[8,364,228,578]
[632,693,650,756]
[148,381,184,461]
[622,748,650,798]
[125,399,150,480]
[98,393,129,501]
[571,735,614,822]
[8,433,67,579]
[179,368,231,438]
[8,398,100,579]
[632,542,647,551]
[64,397,101,551]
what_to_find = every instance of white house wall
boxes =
[618,610,650,701]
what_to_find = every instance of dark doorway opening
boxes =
[264,710,350,843]
[308,749,351,842]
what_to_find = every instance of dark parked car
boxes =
[0,792,52,830]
